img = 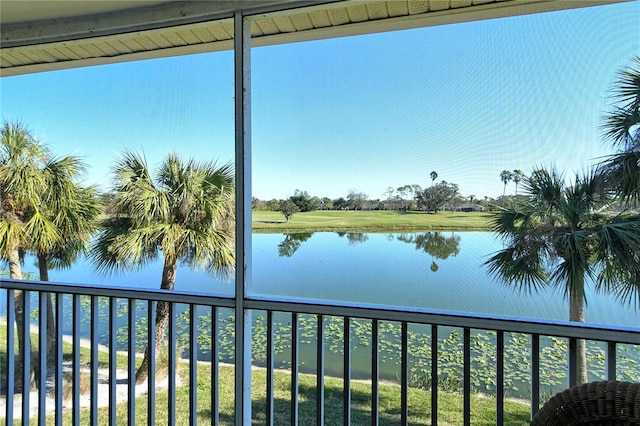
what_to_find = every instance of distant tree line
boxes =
[253,176,504,222]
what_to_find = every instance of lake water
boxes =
[10,231,638,327]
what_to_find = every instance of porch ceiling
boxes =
[0,0,624,76]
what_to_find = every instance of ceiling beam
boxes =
[0,0,333,48]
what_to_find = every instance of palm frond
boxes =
[90,151,235,282]
[599,150,640,204]
[484,240,549,294]
[595,217,640,308]
[24,211,61,252]
[601,56,640,147]
[89,217,157,275]
[0,219,28,257]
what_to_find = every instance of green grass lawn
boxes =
[3,360,531,425]
[1,327,530,425]
[253,210,493,232]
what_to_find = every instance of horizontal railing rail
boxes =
[5,279,638,345]
[2,278,639,426]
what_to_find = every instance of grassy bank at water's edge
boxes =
[252,210,492,232]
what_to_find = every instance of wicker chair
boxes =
[531,381,640,425]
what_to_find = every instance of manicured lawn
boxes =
[1,325,530,425]
[3,361,531,425]
[253,210,492,232]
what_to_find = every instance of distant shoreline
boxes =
[252,210,493,233]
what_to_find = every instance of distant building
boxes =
[456,203,486,212]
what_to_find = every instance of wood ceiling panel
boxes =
[175,30,202,45]
[450,0,473,7]
[159,32,188,47]
[327,8,351,26]
[346,4,370,23]
[135,36,164,50]
[430,0,451,11]
[94,42,121,56]
[1,0,614,76]
[308,10,332,28]
[387,1,410,17]
[408,1,431,15]
[273,16,297,33]
[366,3,390,20]
[290,13,314,31]
[51,46,83,60]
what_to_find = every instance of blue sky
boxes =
[1,1,638,201]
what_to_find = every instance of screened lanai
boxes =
[2,1,639,425]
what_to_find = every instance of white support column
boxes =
[234,10,253,426]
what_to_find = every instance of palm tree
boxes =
[600,56,640,204]
[485,167,640,384]
[32,159,102,367]
[512,169,524,196]
[500,170,513,205]
[90,151,235,383]
[430,171,438,186]
[0,121,64,387]
[1,122,40,390]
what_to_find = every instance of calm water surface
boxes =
[11,231,637,327]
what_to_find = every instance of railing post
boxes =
[189,304,197,426]
[6,289,15,424]
[266,311,274,426]
[211,306,220,426]
[606,342,617,380]
[463,328,471,426]
[317,314,326,426]
[109,297,117,426]
[401,322,408,425]
[291,313,299,426]
[343,316,351,426]
[72,294,81,426]
[148,300,156,426]
[38,291,48,423]
[568,337,578,388]
[90,296,99,426]
[531,334,540,419]
[371,319,379,426]
[496,331,504,426]
[21,290,31,425]
[168,302,177,426]
[128,299,136,426]
[55,293,63,426]
[431,324,438,426]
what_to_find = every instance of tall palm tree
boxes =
[500,170,513,206]
[90,151,235,383]
[485,167,640,384]
[512,169,524,196]
[1,121,63,388]
[600,56,640,204]
[430,171,438,186]
[33,158,102,367]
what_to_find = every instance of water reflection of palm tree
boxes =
[397,232,461,272]
[277,232,314,257]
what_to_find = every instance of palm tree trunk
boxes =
[569,284,588,385]
[9,249,36,391]
[135,257,177,384]
[37,253,57,369]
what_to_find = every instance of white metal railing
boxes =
[1,278,639,426]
